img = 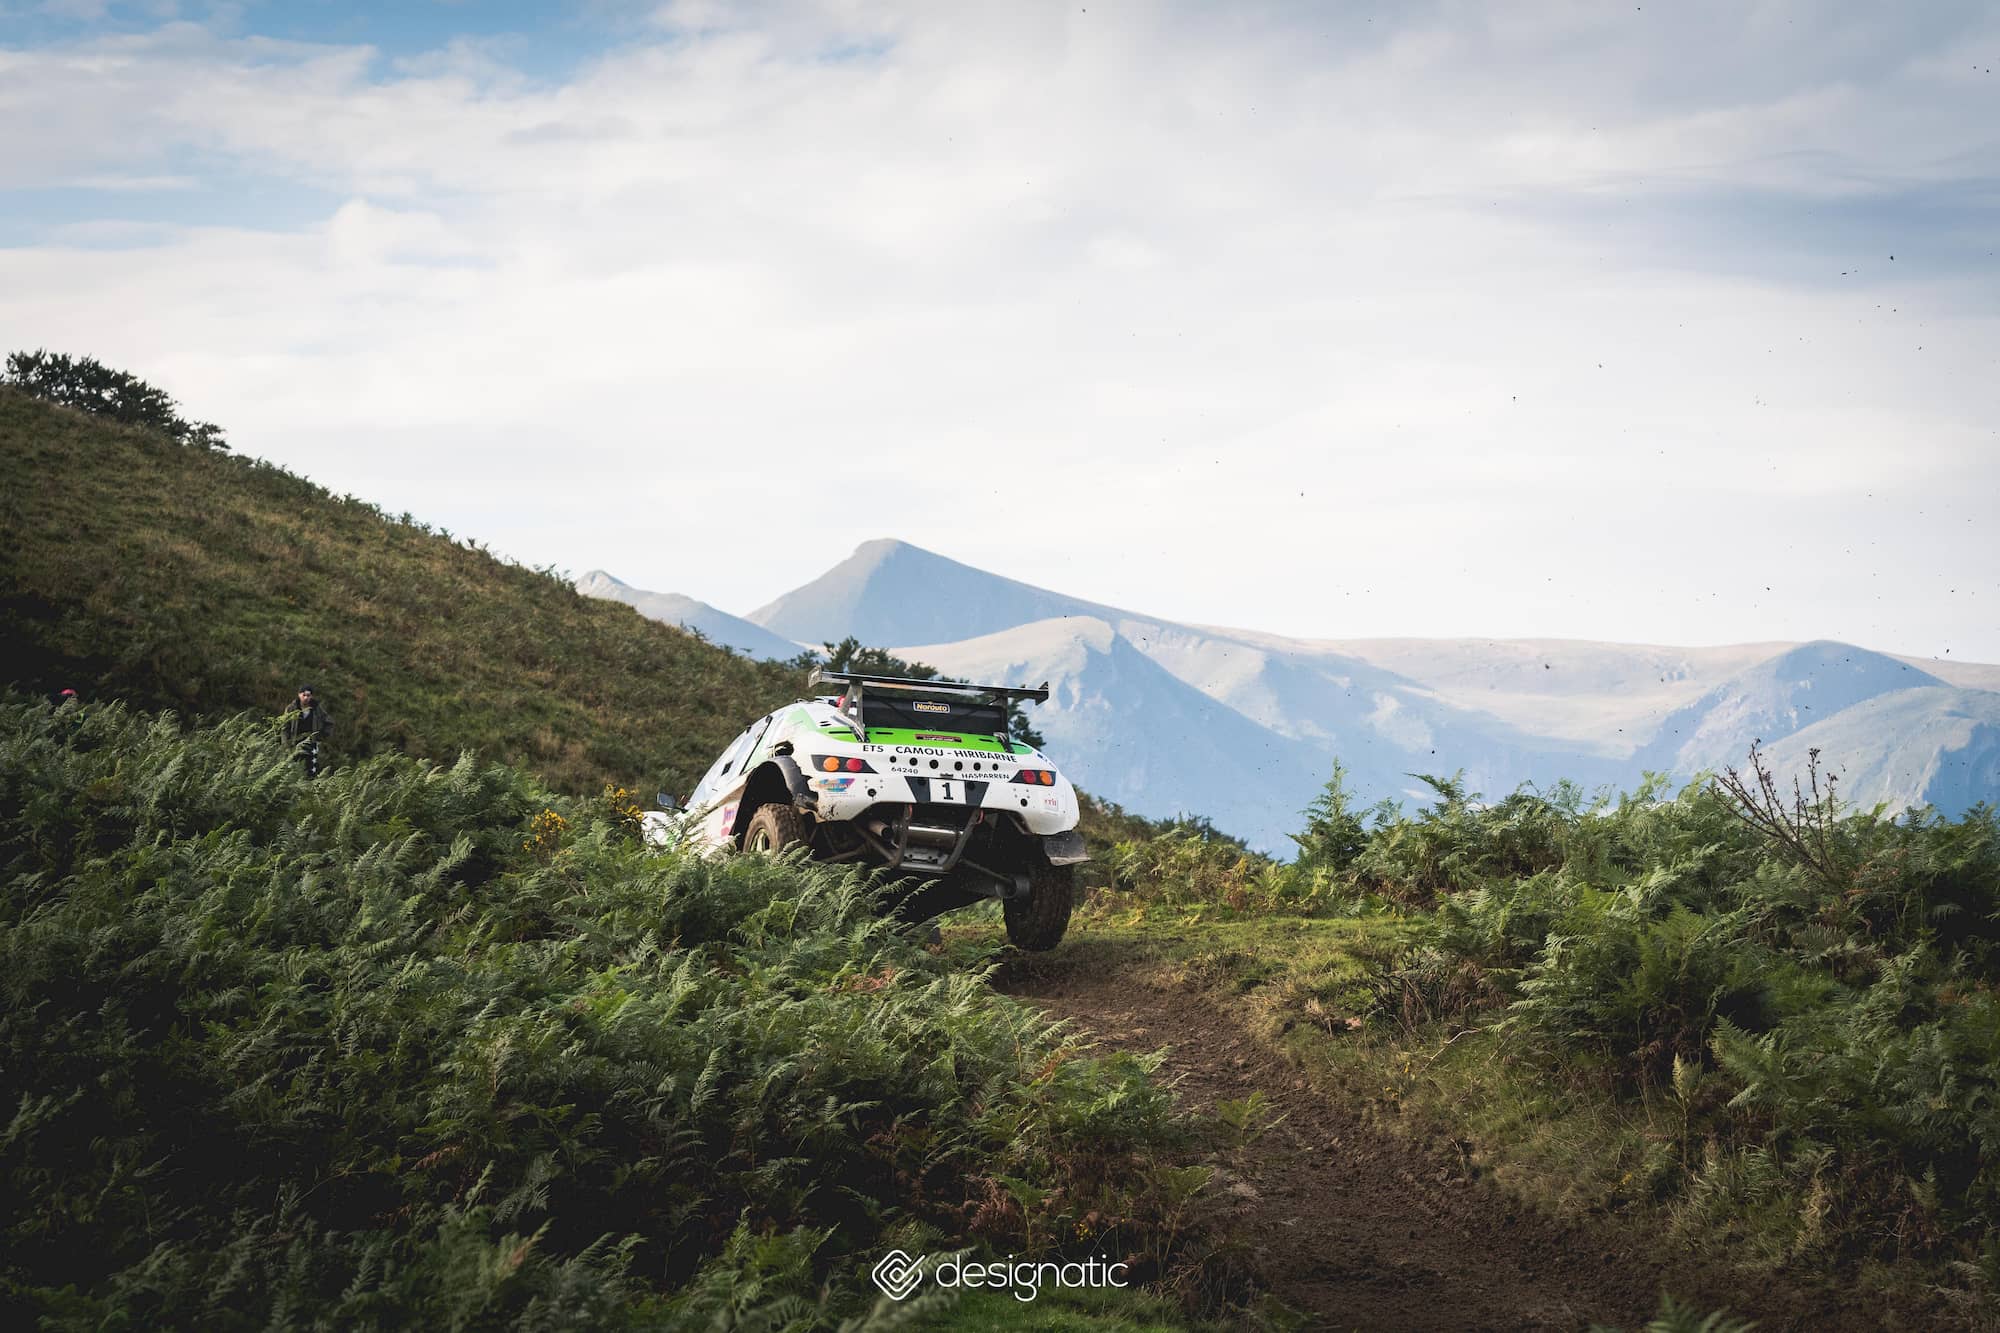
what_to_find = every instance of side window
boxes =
[735,716,773,773]
[688,727,752,812]
[689,712,786,813]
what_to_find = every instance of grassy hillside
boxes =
[0,388,1191,858]
[0,387,798,798]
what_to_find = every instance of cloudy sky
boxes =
[4,0,1997,658]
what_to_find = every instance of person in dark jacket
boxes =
[283,684,334,777]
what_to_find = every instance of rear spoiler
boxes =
[806,668,1049,704]
[805,668,1051,745]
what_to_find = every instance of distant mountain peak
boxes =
[747,539,1122,646]
[1637,639,1949,771]
[1767,639,1943,680]
[1742,641,1946,698]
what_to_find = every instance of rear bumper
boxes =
[807,769,1077,835]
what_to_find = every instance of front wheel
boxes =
[742,803,807,854]
[1004,861,1074,951]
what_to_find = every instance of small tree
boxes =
[4,349,228,450]
[818,636,937,681]
[1715,740,1850,890]
[1291,759,1368,871]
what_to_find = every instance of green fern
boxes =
[0,695,1192,1327]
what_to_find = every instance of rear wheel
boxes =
[1004,861,1074,951]
[742,803,806,854]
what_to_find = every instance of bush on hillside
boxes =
[1340,764,2000,1273]
[4,349,227,450]
[1289,760,1382,873]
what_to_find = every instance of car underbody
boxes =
[798,798,1085,907]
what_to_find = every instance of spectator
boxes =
[283,684,334,778]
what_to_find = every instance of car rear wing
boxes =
[806,668,1050,704]
[805,668,1051,745]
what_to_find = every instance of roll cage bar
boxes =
[804,668,1051,746]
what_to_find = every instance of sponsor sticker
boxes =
[916,732,961,742]
[814,776,855,792]
[911,701,951,714]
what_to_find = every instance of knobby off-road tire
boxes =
[1004,861,1074,951]
[742,803,807,854]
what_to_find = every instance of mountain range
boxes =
[575,570,806,662]
[578,540,2000,851]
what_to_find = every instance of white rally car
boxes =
[643,668,1085,949]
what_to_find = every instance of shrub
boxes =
[4,349,227,449]
[1290,760,1369,872]
[1333,750,2000,1274]
[1101,826,1335,914]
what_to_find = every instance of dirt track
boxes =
[998,947,1884,1333]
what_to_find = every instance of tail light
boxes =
[813,755,876,774]
[1012,769,1058,786]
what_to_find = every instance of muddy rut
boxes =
[998,950,1883,1333]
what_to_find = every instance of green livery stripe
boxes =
[861,727,1030,754]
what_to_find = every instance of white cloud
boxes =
[2,1,1996,657]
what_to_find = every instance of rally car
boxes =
[643,668,1084,949]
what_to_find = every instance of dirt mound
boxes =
[999,951,1875,1333]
